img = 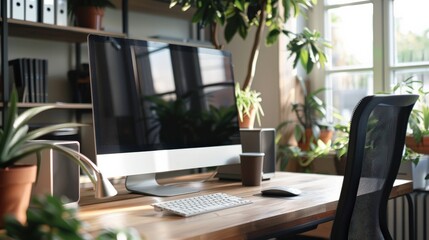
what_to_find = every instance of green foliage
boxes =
[2,196,84,240]
[170,0,329,89]
[286,28,330,74]
[0,89,85,169]
[282,79,331,143]
[331,122,349,159]
[393,76,429,181]
[276,138,331,170]
[171,0,319,44]
[0,195,141,240]
[235,83,264,126]
[393,76,429,143]
[276,80,333,169]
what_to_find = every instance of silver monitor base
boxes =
[125,173,200,197]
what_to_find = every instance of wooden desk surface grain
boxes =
[78,172,412,240]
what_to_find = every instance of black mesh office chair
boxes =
[330,94,418,240]
[280,94,418,240]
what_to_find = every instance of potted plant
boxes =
[68,0,115,30]
[393,77,429,188]
[235,83,264,128]
[276,138,331,172]
[1,195,141,240]
[170,0,329,127]
[331,121,349,175]
[0,89,115,228]
[278,78,333,148]
[276,79,334,171]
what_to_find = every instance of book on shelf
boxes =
[8,58,48,103]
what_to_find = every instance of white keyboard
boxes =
[152,193,252,217]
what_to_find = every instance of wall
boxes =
[222,29,286,129]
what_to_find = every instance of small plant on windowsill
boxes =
[393,76,429,181]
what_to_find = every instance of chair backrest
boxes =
[331,94,418,240]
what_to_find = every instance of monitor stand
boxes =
[125,173,200,197]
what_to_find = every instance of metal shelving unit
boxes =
[0,1,130,114]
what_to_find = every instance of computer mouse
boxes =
[261,186,302,197]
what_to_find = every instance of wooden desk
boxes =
[78,172,413,240]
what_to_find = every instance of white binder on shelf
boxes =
[41,0,55,24]
[55,0,67,26]
[25,0,38,22]
[11,0,25,20]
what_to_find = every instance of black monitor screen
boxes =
[88,35,241,154]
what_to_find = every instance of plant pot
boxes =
[405,135,429,154]
[239,108,256,129]
[74,7,105,30]
[298,128,333,151]
[334,154,347,175]
[398,155,429,190]
[0,165,37,228]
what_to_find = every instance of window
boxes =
[391,0,429,90]
[310,0,429,122]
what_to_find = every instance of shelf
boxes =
[1,18,126,43]
[0,102,92,110]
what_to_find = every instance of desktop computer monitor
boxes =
[88,35,242,196]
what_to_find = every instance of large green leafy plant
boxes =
[170,0,329,126]
[170,0,328,89]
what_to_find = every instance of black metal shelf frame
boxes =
[1,0,129,126]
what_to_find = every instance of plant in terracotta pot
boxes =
[170,0,329,127]
[0,89,117,228]
[276,138,331,172]
[278,79,333,149]
[68,0,115,30]
[235,83,264,128]
[276,80,334,170]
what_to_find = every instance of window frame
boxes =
[308,0,429,121]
